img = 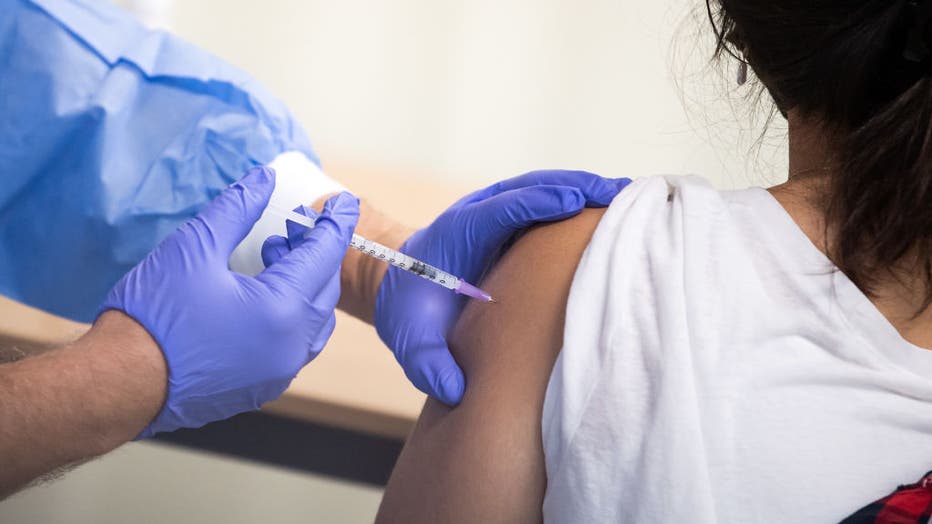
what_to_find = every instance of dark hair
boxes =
[707,0,932,316]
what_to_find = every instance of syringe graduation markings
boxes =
[265,204,495,303]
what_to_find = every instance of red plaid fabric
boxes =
[840,471,932,524]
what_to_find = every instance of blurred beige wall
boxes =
[164,0,788,190]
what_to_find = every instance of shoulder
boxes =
[377,205,615,523]
[449,205,609,378]
[451,174,718,375]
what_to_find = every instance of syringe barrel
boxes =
[348,234,460,291]
[266,204,485,297]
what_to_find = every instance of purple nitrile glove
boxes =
[99,166,360,438]
[377,170,631,405]
[260,205,324,268]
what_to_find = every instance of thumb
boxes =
[195,166,276,259]
[470,185,586,250]
[260,206,317,267]
[399,339,467,406]
[258,191,360,294]
[261,235,290,267]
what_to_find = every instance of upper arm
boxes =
[376,208,607,523]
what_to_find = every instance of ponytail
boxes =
[834,77,932,315]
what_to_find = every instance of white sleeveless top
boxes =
[542,175,932,523]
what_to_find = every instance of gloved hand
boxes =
[99,166,360,438]
[377,170,631,405]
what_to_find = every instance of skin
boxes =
[0,198,404,498]
[0,311,166,499]
[374,110,932,521]
[334,201,413,324]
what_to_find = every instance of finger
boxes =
[464,170,630,206]
[303,270,340,362]
[194,166,276,258]
[464,185,587,250]
[308,311,338,362]
[262,206,318,267]
[261,235,290,267]
[398,340,466,406]
[257,192,359,294]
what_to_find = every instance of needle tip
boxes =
[487,297,497,304]
[457,281,496,303]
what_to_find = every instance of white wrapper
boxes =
[229,151,348,275]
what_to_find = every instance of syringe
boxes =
[266,204,495,303]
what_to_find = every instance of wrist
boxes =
[0,310,166,495]
[311,195,414,324]
[78,311,167,450]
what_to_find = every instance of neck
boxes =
[768,110,932,348]
[769,111,832,252]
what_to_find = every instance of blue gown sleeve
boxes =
[0,0,319,321]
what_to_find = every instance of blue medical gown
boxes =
[0,0,318,321]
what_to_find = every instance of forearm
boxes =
[310,197,414,325]
[0,311,166,498]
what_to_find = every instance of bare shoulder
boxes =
[451,207,608,379]
[376,208,608,524]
